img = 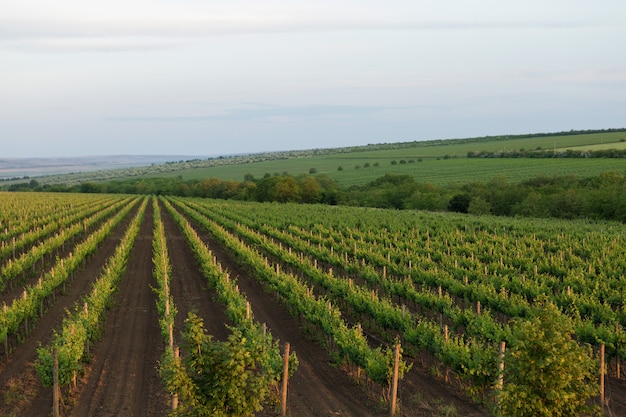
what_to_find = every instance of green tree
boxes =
[299,175,322,203]
[316,174,343,205]
[499,296,599,417]
[271,176,301,203]
[468,197,492,215]
[447,193,471,213]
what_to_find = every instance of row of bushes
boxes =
[7,169,626,222]
[468,145,626,159]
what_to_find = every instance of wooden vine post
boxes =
[444,325,449,382]
[53,348,60,417]
[617,324,622,380]
[164,269,173,350]
[3,303,8,356]
[496,341,506,406]
[600,343,605,409]
[281,342,290,417]
[71,324,77,389]
[83,302,90,355]
[172,347,179,410]
[390,343,401,416]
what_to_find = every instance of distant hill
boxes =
[0,155,202,180]
[2,128,624,188]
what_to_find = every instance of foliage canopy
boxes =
[160,313,293,417]
[499,296,600,417]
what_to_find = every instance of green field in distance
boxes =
[142,131,626,186]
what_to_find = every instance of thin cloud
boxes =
[0,15,601,43]
[2,36,184,53]
[108,104,398,123]
[18,17,604,36]
[2,0,622,46]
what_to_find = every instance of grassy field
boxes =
[568,141,626,151]
[143,131,626,186]
[147,157,626,187]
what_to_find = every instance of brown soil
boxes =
[159,202,231,345]
[68,205,167,417]
[3,198,623,417]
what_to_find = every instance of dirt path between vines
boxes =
[69,202,167,417]
[159,200,231,346]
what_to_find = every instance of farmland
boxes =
[1,191,625,416]
[139,130,626,187]
[3,129,625,189]
[136,157,625,189]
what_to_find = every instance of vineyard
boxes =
[1,191,625,416]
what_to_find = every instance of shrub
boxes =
[448,194,471,213]
[499,297,599,417]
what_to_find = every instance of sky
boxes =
[1,1,625,158]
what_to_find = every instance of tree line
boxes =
[468,146,626,159]
[7,170,626,222]
[344,171,626,222]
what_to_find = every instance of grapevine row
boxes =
[151,198,176,347]
[161,197,289,357]
[158,197,296,413]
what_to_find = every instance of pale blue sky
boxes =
[1,0,625,158]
